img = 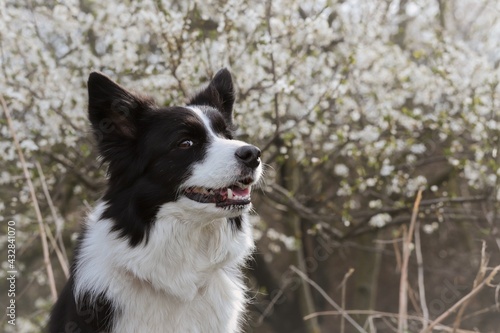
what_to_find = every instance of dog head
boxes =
[88,69,262,245]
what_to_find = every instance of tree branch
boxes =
[290,265,368,333]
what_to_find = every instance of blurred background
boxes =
[0,0,499,332]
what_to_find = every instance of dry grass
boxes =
[289,189,500,332]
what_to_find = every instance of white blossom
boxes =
[334,164,350,177]
[369,213,392,228]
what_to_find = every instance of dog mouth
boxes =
[183,177,254,208]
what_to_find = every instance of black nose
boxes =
[235,145,261,169]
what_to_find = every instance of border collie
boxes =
[49,69,262,333]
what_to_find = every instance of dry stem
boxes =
[420,265,500,333]
[1,94,58,301]
[398,189,423,332]
[338,268,355,333]
[304,310,477,333]
[452,241,489,332]
[290,265,368,333]
[35,161,70,278]
[415,218,429,327]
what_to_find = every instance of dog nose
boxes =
[235,145,261,169]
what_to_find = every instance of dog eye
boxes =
[178,139,194,149]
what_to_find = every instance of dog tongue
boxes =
[230,185,250,197]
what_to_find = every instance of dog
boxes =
[48,68,262,333]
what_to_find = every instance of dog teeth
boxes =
[227,188,233,199]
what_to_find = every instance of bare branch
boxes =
[399,189,423,332]
[305,310,477,333]
[35,162,70,278]
[290,265,368,333]
[263,183,343,238]
[415,218,429,328]
[452,241,489,332]
[420,265,500,333]
[338,268,355,333]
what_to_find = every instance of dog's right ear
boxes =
[87,72,155,158]
[188,68,235,126]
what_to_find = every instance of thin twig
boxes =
[264,0,280,149]
[338,268,355,333]
[304,310,477,333]
[374,238,404,244]
[42,223,69,278]
[415,218,429,328]
[452,241,488,332]
[393,235,403,271]
[420,265,500,333]
[266,183,343,238]
[0,94,58,301]
[290,265,368,333]
[408,283,423,316]
[399,189,423,332]
[34,160,69,255]
[35,161,70,278]
[461,305,498,321]
[496,283,500,312]
[256,278,291,325]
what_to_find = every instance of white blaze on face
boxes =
[183,107,262,190]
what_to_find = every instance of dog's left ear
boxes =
[87,72,156,166]
[188,68,235,124]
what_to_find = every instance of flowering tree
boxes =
[1,0,499,332]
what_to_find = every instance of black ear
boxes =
[188,68,235,124]
[87,72,155,158]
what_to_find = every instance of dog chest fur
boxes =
[74,202,253,333]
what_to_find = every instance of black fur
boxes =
[228,215,243,231]
[188,68,235,127]
[49,277,114,333]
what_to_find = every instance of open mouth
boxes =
[183,177,254,209]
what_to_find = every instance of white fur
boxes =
[73,107,261,333]
[185,107,263,195]
[75,202,253,333]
